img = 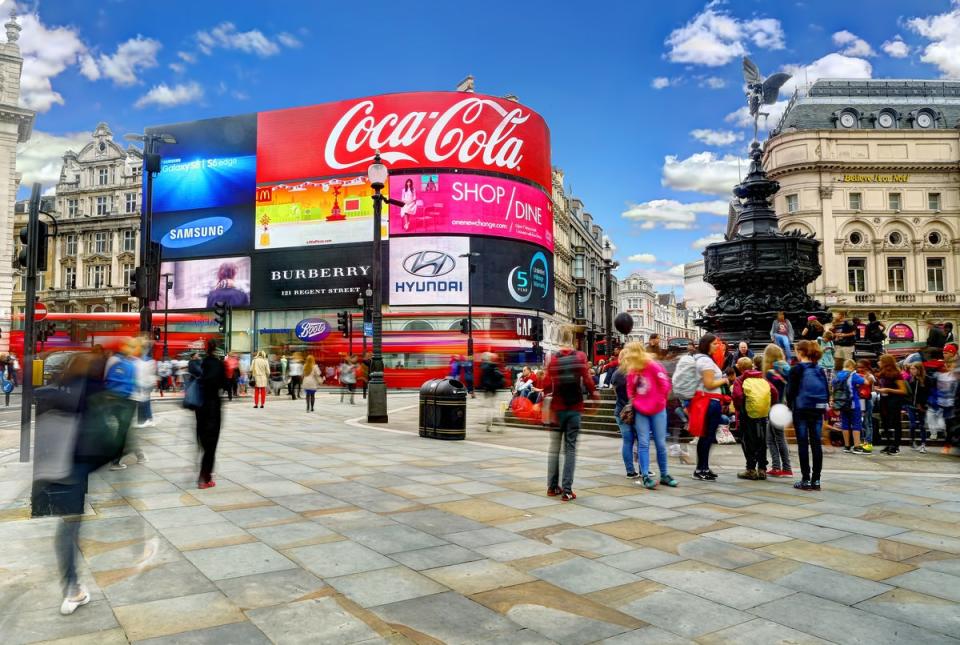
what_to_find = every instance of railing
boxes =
[51,287,131,299]
[854,294,875,303]
[936,294,957,303]
[894,294,916,303]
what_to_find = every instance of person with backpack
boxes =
[762,344,793,477]
[905,361,930,453]
[104,338,142,471]
[818,331,836,384]
[832,359,867,454]
[770,311,795,362]
[732,357,778,480]
[195,340,225,489]
[621,342,675,490]
[865,312,886,358]
[875,354,908,455]
[542,329,597,501]
[786,340,829,490]
[0,354,15,406]
[683,334,730,481]
[670,346,701,465]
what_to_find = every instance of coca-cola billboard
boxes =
[257,92,551,192]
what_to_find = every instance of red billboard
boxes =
[256,92,552,192]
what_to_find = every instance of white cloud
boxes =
[642,264,687,288]
[78,53,100,80]
[277,32,302,48]
[17,11,87,112]
[93,35,161,86]
[907,5,960,77]
[665,4,784,67]
[169,62,185,74]
[725,99,789,131]
[692,233,725,249]
[622,198,728,230]
[195,22,300,57]
[881,35,910,58]
[832,30,876,57]
[134,81,203,109]
[628,253,657,264]
[651,76,671,89]
[177,51,196,63]
[17,130,91,188]
[702,76,726,89]
[690,128,743,146]
[662,152,745,196]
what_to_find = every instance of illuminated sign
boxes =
[840,174,909,183]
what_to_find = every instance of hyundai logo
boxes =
[402,251,456,277]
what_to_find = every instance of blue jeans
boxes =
[773,334,793,361]
[636,409,669,477]
[906,406,925,444]
[137,399,152,424]
[616,409,639,474]
[696,400,721,472]
[862,397,874,443]
[548,410,581,493]
[794,412,823,482]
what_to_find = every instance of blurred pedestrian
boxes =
[0,353,15,406]
[645,333,665,359]
[339,355,357,404]
[134,342,155,429]
[480,352,505,431]
[224,352,239,400]
[106,338,142,471]
[195,340,225,488]
[288,352,303,399]
[250,351,270,408]
[302,354,321,412]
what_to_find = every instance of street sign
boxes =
[364,322,373,337]
[34,302,47,322]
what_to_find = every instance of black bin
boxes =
[421,377,467,440]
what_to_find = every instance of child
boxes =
[832,359,867,454]
[787,340,830,490]
[818,331,836,383]
[732,357,778,480]
[856,359,877,452]
[876,354,908,455]
[905,361,930,453]
[762,343,793,477]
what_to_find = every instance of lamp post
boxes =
[602,241,618,359]
[366,153,403,423]
[458,252,480,358]
[357,285,372,360]
[161,273,173,360]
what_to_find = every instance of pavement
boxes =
[0,390,959,644]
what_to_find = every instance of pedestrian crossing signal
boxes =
[213,301,227,333]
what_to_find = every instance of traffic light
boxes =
[38,321,56,343]
[130,266,146,298]
[17,220,49,272]
[530,317,544,342]
[153,326,162,341]
[337,310,349,337]
[459,318,469,334]
[213,301,227,333]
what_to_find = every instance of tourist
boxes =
[460,355,476,398]
[762,343,793,477]
[224,352,239,400]
[865,313,887,357]
[856,359,877,452]
[645,333,665,359]
[194,340,225,489]
[832,312,857,364]
[621,342,675,489]
[105,338,141,471]
[786,340,829,490]
[0,354,14,406]
[801,315,824,340]
[818,330,836,383]
[732,356,778,480]
[833,359,866,454]
[542,327,597,501]
[134,342,155,430]
[609,348,639,479]
[480,352,505,431]
[690,334,729,481]
[938,347,959,449]
[723,341,754,373]
[770,311,795,362]
[339,355,357,404]
[302,354,321,412]
[945,322,956,345]
[287,353,304,399]
[905,361,930,453]
[250,351,270,408]
[875,354,908,455]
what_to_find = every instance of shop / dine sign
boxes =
[294,318,331,342]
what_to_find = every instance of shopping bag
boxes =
[716,424,736,444]
[183,380,202,411]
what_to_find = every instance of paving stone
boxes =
[696,618,832,644]
[617,586,753,638]
[596,547,684,573]
[391,508,487,534]
[474,538,561,562]
[218,505,302,528]
[883,568,960,602]
[371,591,525,644]
[247,597,380,644]
[247,521,338,549]
[728,514,852,543]
[113,591,245,641]
[215,568,327,610]
[919,558,960,576]
[826,534,930,561]
[388,544,484,571]
[801,513,909,538]
[100,560,216,606]
[157,521,254,551]
[539,527,634,557]
[531,556,640,594]
[327,564,448,608]
[503,603,632,644]
[856,589,960,639]
[423,559,535,595]
[286,539,396,578]
[132,621,272,644]
[269,492,351,512]
[140,506,223,530]
[446,527,520,548]
[596,626,696,644]
[675,536,771,569]
[643,560,794,610]
[760,540,915,581]
[740,559,893,605]
[342,523,449,554]
[701,526,795,547]
[183,542,297,581]
[2,600,119,645]
[887,531,960,555]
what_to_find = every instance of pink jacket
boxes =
[627,361,671,416]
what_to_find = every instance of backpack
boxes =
[831,372,854,411]
[795,363,829,410]
[671,354,700,400]
[743,377,772,419]
[104,356,137,398]
[553,351,585,406]
[0,370,12,394]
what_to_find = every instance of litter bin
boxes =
[419,378,441,437]
[433,377,467,440]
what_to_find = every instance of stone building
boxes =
[13,123,143,315]
[682,259,716,314]
[0,14,34,352]
[765,79,960,341]
[618,272,698,344]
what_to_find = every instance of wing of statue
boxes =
[726,198,742,240]
[742,57,762,85]
[762,73,791,104]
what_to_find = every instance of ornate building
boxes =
[619,272,697,344]
[13,123,143,315]
[766,79,960,341]
[0,14,35,352]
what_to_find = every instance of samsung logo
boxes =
[161,217,233,248]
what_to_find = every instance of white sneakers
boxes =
[60,584,90,615]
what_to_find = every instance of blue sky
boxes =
[12,0,960,292]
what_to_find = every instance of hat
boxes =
[945,343,958,354]
[923,360,945,370]
[807,315,817,321]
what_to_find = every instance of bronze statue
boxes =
[742,57,791,143]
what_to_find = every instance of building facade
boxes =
[682,259,716,315]
[618,272,698,344]
[0,15,34,352]
[13,123,143,316]
[766,79,960,341]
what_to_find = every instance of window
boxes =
[67,199,78,217]
[887,231,903,246]
[63,266,76,289]
[786,194,798,213]
[122,229,136,252]
[849,231,864,245]
[887,257,906,292]
[98,167,108,186]
[928,231,943,246]
[847,257,867,292]
[96,196,108,216]
[119,302,132,312]
[87,265,109,289]
[929,193,941,210]
[889,192,901,211]
[849,192,862,210]
[65,234,77,256]
[573,254,584,279]
[125,193,137,213]
[94,231,108,254]
[927,258,945,292]
[121,263,134,287]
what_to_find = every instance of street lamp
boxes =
[161,273,173,360]
[124,131,176,333]
[458,252,480,358]
[357,285,372,363]
[602,240,618,358]
[366,152,403,423]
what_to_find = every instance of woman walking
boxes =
[302,354,321,412]
[876,354,908,455]
[691,334,729,481]
[905,361,930,453]
[786,340,829,490]
[339,355,357,404]
[250,351,270,408]
[770,311,795,362]
[763,343,793,477]
[622,342,676,489]
[195,340,225,489]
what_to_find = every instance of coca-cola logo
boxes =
[323,98,530,173]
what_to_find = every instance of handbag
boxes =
[618,402,634,425]
[716,424,736,444]
[183,380,202,410]
[687,390,726,437]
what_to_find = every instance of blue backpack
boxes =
[105,356,136,398]
[795,363,829,410]
[0,371,12,394]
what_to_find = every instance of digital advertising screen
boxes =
[155,256,252,311]
[254,175,387,250]
[387,236,470,306]
[153,205,254,259]
[388,172,553,251]
[471,237,554,313]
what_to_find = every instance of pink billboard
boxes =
[388,173,553,251]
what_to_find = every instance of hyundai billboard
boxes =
[387,236,470,306]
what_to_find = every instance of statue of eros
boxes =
[743,57,791,143]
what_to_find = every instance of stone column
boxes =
[818,186,837,294]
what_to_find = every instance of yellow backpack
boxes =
[743,377,772,419]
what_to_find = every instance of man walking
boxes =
[194,340,225,489]
[542,329,598,501]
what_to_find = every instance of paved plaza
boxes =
[0,391,959,644]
